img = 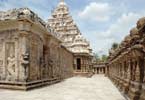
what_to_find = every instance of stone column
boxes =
[122,62,125,78]
[19,32,29,82]
[127,60,131,80]
[135,59,140,82]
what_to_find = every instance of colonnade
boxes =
[107,17,145,100]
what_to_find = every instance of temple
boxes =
[47,0,93,76]
[0,8,74,90]
[1,1,145,100]
[0,0,93,90]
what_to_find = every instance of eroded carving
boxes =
[7,53,16,81]
[6,42,16,81]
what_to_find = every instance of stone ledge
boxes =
[0,78,61,90]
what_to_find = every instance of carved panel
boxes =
[5,42,16,81]
[0,42,4,78]
[0,30,18,81]
[29,33,43,81]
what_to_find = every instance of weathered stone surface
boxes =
[107,17,145,100]
[47,0,93,76]
[0,0,94,90]
[92,62,107,74]
[0,8,46,27]
[0,7,74,90]
[137,17,145,29]
[0,75,126,100]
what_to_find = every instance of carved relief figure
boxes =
[21,53,29,81]
[7,52,16,81]
[6,43,16,81]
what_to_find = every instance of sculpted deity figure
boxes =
[7,53,16,81]
[21,53,29,82]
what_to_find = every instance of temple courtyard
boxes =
[0,75,126,100]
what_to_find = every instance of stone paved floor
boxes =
[0,75,126,100]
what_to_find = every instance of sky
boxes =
[0,0,145,56]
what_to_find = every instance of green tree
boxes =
[93,53,100,62]
[101,54,108,62]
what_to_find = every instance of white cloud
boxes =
[78,2,111,22]
[101,12,143,41]
[93,12,145,55]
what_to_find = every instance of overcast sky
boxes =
[0,0,145,55]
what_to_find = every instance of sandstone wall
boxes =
[0,8,74,90]
[107,17,145,100]
[60,46,74,79]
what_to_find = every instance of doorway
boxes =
[76,58,81,70]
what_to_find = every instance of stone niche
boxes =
[0,29,19,82]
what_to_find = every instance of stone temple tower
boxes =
[47,0,93,76]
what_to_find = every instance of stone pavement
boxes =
[0,75,126,100]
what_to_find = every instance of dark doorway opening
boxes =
[76,58,81,70]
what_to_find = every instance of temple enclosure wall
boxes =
[0,11,73,90]
[107,17,145,100]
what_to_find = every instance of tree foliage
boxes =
[93,53,108,62]
[101,54,108,62]
[93,53,100,62]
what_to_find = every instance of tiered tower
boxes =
[47,0,93,76]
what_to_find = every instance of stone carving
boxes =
[47,0,93,76]
[5,42,16,81]
[137,17,145,29]
[0,8,46,27]
[0,0,80,90]
[21,53,29,81]
[7,53,16,81]
[0,44,3,52]
[107,17,145,100]
[47,1,92,54]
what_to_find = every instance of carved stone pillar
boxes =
[122,62,125,78]
[135,60,140,82]
[0,38,5,80]
[127,61,131,80]
[144,69,145,83]
[19,32,29,82]
[120,63,122,77]
[132,60,135,81]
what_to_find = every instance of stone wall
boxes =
[60,46,74,79]
[0,8,74,90]
[107,17,145,100]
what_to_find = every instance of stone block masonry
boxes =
[0,8,74,90]
[106,17,145,100]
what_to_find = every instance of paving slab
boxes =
[0,75,126,100]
